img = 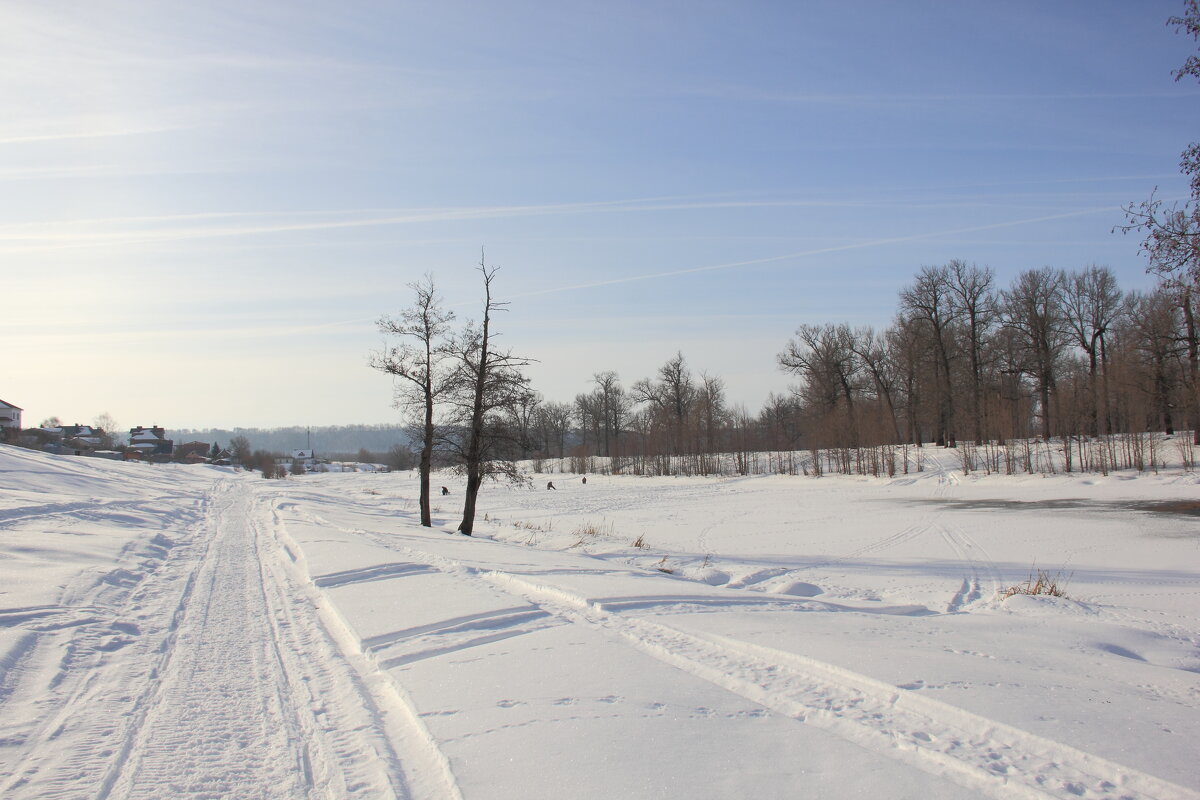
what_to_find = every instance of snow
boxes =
[0,442,1197,799]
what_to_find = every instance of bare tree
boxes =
[946,260,997,444]
[632,352,696,454]
[592,371,628,458]
[900,265,958,446]
[574,391,603,453]
[93,412,122,449]
[504,390,543,460]
[1121,290,1187,434]
[758,392,804,450]
[229,435,252,466]
[695,372,728,454]
[1002,268,1068,440]
[447,259,534,536]
[1060,266,1122,436]
[1120,1,1200,442]
[370,274,455,527]
[849,326,902,443]
[1171,0,1200,81]
[535,401,574,458]
[887,316,927,445]
[778,323,862,446]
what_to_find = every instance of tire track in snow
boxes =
[0,484,217,800]
[259,490,464,800]
[843,519,933,559]
[294,504,1196,800]
[488,572,1197,800]
[103,480,416,800]
[0,477,443,800]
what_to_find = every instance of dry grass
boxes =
[511,518,551,532]
[573,520,611,538]
[1002,568,1071,599]
[568,520,613,549]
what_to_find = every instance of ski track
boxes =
[287,499,1197,800]
[940,522,1003,613]
[0,477,453,800]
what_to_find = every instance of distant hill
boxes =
[167,424,411,455]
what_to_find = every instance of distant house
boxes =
[56,424,100,441]
[39,423,104,455]
[62,436,100,457]
[175,441,212,462]
[128,426,174,460]
[275,449,317,472]
[0,400,21,437]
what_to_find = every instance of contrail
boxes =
[317,203,1128,330]
[507,204,1126,301]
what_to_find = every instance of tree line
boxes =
[373,255,1196,496]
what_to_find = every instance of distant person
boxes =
[547,481,556,490]
[441,486,449,496]
[581,476,587,485]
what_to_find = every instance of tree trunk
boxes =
[418,383,434,527]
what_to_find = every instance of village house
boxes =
[175,441,213,463]
[38,424,106,456]
[0,400,21,439]
[275,449,317,472]
[127,426,174,461]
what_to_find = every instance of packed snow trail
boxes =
[0,475,451,800]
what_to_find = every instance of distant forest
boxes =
[168,424,410,457]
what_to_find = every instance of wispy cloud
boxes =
[79,203,1131,336]
[507,206,1127,301]
[685,83,1200,107]
[0,192,1154,252]
[0,126,183,146]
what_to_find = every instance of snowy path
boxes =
[0,476,447,800]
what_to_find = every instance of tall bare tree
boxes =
[900,265,958,446]
[946,260,997,445]
[1002,268,1068,440]
[887,316,926,445]
[1060,266,1122,436]
[695,372,728,454]
[632,352,696,454]
[447,259,534,536]
[535,401,574,458]
[849,326,902,444]
[778,323,862,446]
[1121,290,1186,433]
[592,371,628,458]
[370,274,454,527]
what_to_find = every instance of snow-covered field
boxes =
[0,443,1197,799]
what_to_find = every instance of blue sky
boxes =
[4,0,1198,430]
